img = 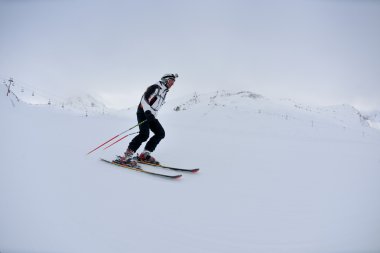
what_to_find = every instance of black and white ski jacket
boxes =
[139,81,169,117]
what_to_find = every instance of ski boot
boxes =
[138,150,159,165]
[117,149,140,168]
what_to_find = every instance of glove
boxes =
[145,110,156,122]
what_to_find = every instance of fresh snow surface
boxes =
[1,88,380,253]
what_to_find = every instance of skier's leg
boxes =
[144,119,165,152]
[128,112,149,152]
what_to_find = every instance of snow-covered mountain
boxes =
[1,86,380,253]
[4,82,111,116]
[170,90,263,111]
[65,94,107,114]
[167,90,372,131]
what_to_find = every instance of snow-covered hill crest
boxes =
[171,90,263,111]
[165,90,373,131]
[5,84,378,131]
[65,94,106,112]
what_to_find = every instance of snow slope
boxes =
[1,87,380,253]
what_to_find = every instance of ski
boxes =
[100,158,182,179]
[137,159,200,173]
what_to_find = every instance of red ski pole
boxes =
[103,131,139,150]
[86,120,146,155]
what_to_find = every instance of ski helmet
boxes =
[161,73,178,82]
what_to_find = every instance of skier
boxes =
[120,73,178,168]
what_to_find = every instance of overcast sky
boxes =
[1,0,380,111]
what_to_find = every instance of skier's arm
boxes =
[140,84,160,116]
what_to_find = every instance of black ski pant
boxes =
[128,111,165,153]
